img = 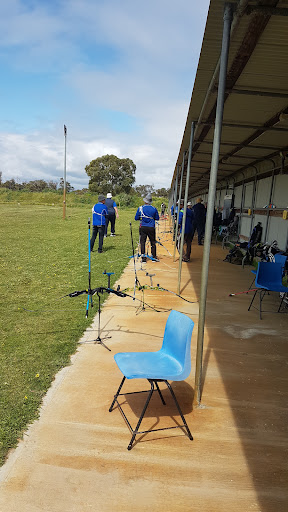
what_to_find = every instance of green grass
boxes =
[0,204,138,465]
[0,187,168,210]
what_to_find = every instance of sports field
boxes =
[0,204,137,465]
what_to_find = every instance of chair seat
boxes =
[114,351,183,381]
[257,282,288,292]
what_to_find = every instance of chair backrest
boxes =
[161,310,194,381]
[255,262,283,288]
[274,253,287,274]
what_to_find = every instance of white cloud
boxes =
[0,0,210,189]
[0,131,177,189]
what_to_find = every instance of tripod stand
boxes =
[130,222,145,312]
[86,218,93,318]
[87,218,111,350]
[92,291,111,351]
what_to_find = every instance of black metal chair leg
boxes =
[155,381,166,405]
[109,376,126,412]
[165,381,193,440]
[259,289,266,320]
[248,289,258,311]
[127,380,155,450]
[277,294,285,313]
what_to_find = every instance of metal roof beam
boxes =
[246,6,288,16]
[215,87,288,99]
[198,140,284,151]
[229,146,288,178]
[219,106,288,162]
[192,159,241,167]
[195,150,273,160]
[191,0,277,159]
[200,121,288,131]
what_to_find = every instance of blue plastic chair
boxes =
[248,262,288,319]
[274,253,287,274]
[109,310,194,450]
[248,254,287,290]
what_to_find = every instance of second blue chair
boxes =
[248,262,288,319]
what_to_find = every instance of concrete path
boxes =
[0,224,287,512]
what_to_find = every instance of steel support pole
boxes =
[173,154,185,261]
[194,3,233,406]
[172,165,180,239]
[250,166,258,236]
[177,122,195,295]
[239,172,245,232]
[169,184,174,225]
[264,163,276,241]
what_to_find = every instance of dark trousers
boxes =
[183,233,193,260]
[139,226,156,258]
[90,225,105,251]
[191,222,205,244]
[105,213,116,235]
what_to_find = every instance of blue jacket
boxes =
[178,208,194,234]
[135,204,159,227]
[92,202,108,226]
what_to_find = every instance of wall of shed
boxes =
[189,174,288,250]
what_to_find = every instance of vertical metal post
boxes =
[172,165,180,238]
[218,184,222,210]
[194,3,233,406]
[177,122,195,295]
[239,173,245,236]
[63,125,67,220]
[264,165,275,241]
[173,154,185,261]
[250,166,258,236]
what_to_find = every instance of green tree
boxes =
[58,178,74,192]
[3,178,17,190]
[85,154,136,195]
[26,180,48,192]
[155,187,170,198]
[47,180,58,191]
[134,184,155,197]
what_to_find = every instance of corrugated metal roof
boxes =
[173,0,288,196]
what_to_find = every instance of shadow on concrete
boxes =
[184,244,288,512]
[112,380,194,448]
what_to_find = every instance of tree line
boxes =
[0,154,170,198]
[0,174,74,193]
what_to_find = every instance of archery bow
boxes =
[156,284,197,304]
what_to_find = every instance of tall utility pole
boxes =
[63,124,67,220]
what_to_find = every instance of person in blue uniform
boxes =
[135,192,159,262]
[178,202,194,262]
[104,192,119,237]
[90,194,108,253]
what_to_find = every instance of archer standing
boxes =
[178,202,194,262]
[135,192,159,262]
[192,197,206,245]
[90,194,108,253]
[105,192,119,237]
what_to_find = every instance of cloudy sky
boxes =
[0,0,210,190]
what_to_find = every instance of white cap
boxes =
[107,193,112,198]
